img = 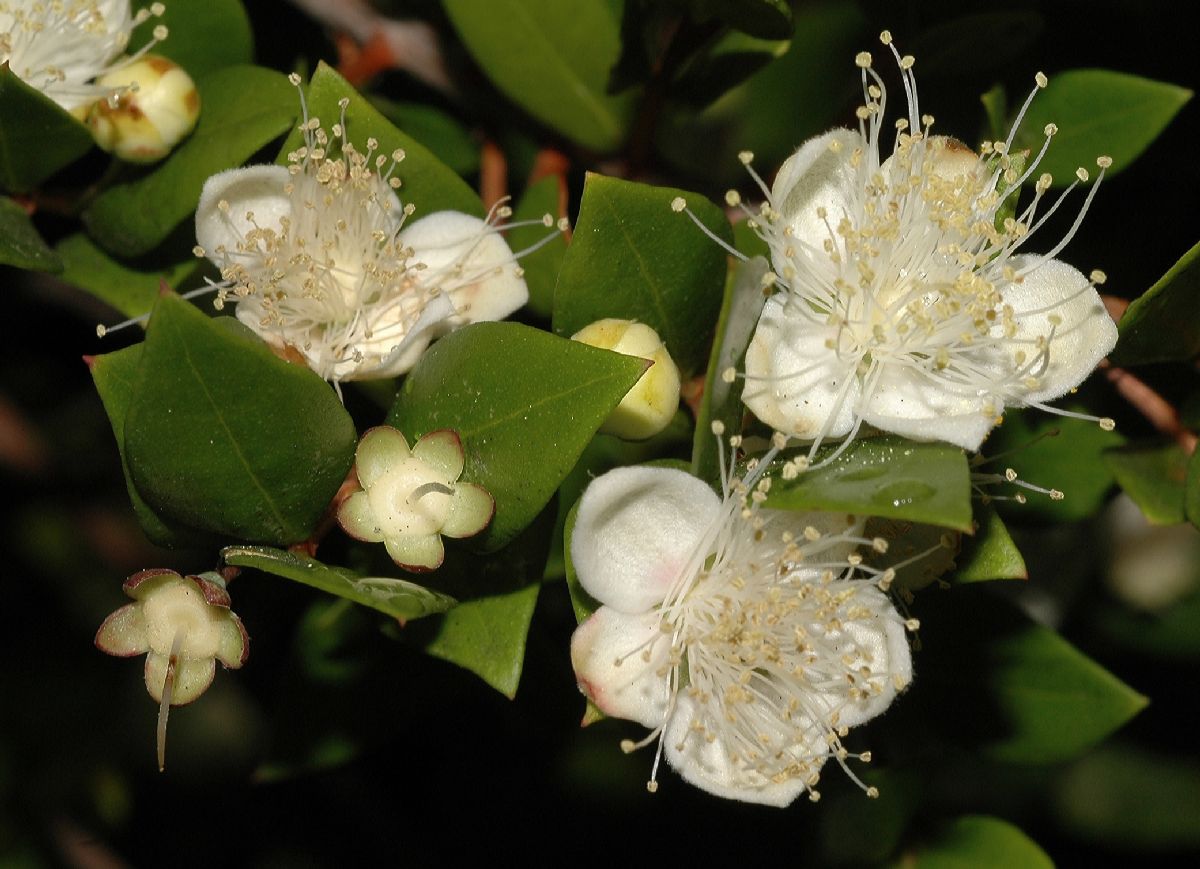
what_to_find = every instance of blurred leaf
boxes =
[443,0,634,151]
[987,407,1124,523]
[388,322,646,551]
[1186,447,1200,531]
[88,344,211,548]
[370,96,480,177]
[285,63,482,216]
[1054,746,1200,850]
[691,255,767,482]
[563,498,600,623]
[0,196,61,271]
[57,233,198,320]
[900,816,1052,869]
[911,588,1147,764]
[222,545,457,621]
[694,0,792,39]
[820,768,922,864]
[84,65,295,256]
[1014,69,1191,184]
[553,173,731,375]
[766,436,973,531]
[1111,239,1200,366]
[133,0,253,78]
[671,31,789,108]
[510,175,567,319]
[1093,589,1200,660]
[1104,440,1188,525]
[956,506,1027,582]
[980,84,1007,142]
[124,295,356,544]
[0,65,94,193]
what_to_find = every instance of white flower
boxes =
[569,459,913,806]
[194,80,529,384]
[733,33,1116,454]
[1,0,167,113]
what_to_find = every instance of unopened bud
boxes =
[87,55,200,163]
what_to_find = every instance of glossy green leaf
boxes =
[1104,440,1188,525]
[820,768,922,864]
[444,0,633,151]
[133,0,253,78]
[553,173,731,375]
[124,294,356,544]
[956,506,1027,582]
[509,175,567,319]
[691,255,768,483]
[695,0,793,39]
[901,816,1052,869]
[766,436,973,531]
[980,84,1007,142]
[222,545,457,621]
[1111,240,1200,366]
[0,65,94,193]
[57,233,198,320]
[671,31,788,108]
[84,65,296,256]
[282,64,482,217]
[0,196,61,271]
[1014,69,1191,184]
[387,322,646,551]
[88,344,210,548]
[910,588,1147,764]
[369,96,480,178]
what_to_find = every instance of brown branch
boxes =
[1102,361,1198,454]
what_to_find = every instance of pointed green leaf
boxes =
[766,436,973,531]
[1104,440,1188,525]
[1112,240,1200,366]
[282,64,482,217]
[1013,69,1191,183]
[0,196,61,271]
[980,84,1007,143]
[222,545,457,621]
[124,295,356,544]
[901,816,1052,869]
[133,0,253,78]
[553,174,731,375]
[956,506,1027,582]
[369,96,480,178]
[510,176,567,319]
[443,0,633,151]
[58,233,198,320]
[387,321,646,551]
[0,65,94,193]
[84,65,296,256]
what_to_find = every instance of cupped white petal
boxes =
[195,165,293,260]
[144,653,216,705]
[570,606,670,728]
[742,295,859,439]
[860,364,996,451]
[571,466,720,614]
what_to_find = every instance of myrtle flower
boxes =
[193,76,530,385]
[95,568,248,769]
[569,444,914,806]
[338,426,494,572]
[0,0,168,113]
[685,32,1117,457]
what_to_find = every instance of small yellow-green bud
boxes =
[86,55,200,163]
[571,319,681,440]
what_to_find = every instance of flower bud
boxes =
[86,55,200,163]
[572,319,681,440]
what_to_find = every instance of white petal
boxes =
[195,165,292,260]
[860,364,996,451]
[663,696,815,807]
[400,211,528,324]
[776,510,867,575]
[359,293,458,379]
[1000,255,1118,404]
[570,607,669,728]
[742,294,859,439]
[571,466,720,614]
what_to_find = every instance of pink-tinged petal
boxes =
[338,490,385,542]
[123,568,180,597]
[216,613,249,669]
[860,365,995,451]
[356,426,411,489]
[742,295,859,440]
[570,607,669,729]
[399,211,528,324]
[571,466,720,614]
[663,696,816,807]
[412,429,465,481]
[195,165,292,262]
[1000,255,1118,404]
[384,534,445,572]
[144,653,216,705]
[95,603,149,656]
[442,482,494,539]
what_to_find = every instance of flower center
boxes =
[369,456,454,537]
